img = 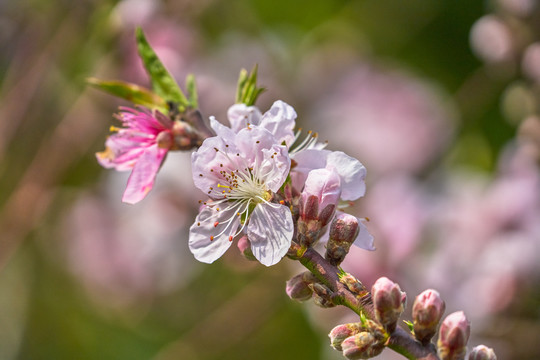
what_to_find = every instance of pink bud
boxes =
[285,272,316,302]
[237,235,256,261]
[468,345,497,360]
[328,322,363,351]
[325,213,360,266]
[297,168,341,247]
[437,311,470,360]
[300,168,341,223]
[412,289,446,343]
[341,332,384,359]
[372,277,406,332]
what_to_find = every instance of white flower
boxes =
[189,119,294,266]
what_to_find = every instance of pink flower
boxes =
[96,106,175,204]
[189,118,293,266]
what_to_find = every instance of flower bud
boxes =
[329,322,364,351]
[372,277,406,332]
[325,213,360,266]
[341,332,385,359]
[412,289,446,343]
[309,282,336,308]
[468,345,497,360]
[237,235,256,261]
[437,311,470,360]
[297,168,341,247]
[340,273,368,297]
[285,271,316,302]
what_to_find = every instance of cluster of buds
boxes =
[285,271,339,308]
[327,277,498,359]
[329,317,387,359]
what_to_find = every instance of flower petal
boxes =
[302,168,341,212]
[290,148,330,190]
[227,104,262,133]
[247,204,294,266]
[259,100,297,146]
[189,204,241,263]
[354,218,375,251]
[191,136,241,196]
[258,145,291,192]
[235,126,279,163]
[326,151,367,200]
[209,116,237,144]
[122,144,167,204]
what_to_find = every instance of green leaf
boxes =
[86,78,167,111]
[236,68,249,104]
[185,74,198,109]
[403,320,414,333]
[236,65,265,106]
[135,27,188,108]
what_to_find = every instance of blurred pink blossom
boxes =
[64,154,198,308]
[423,146,540,322]
[470,15,515,64]
[310,64,454,176]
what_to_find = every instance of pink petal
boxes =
[122,144,167,204]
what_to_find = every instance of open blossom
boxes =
[97,106,177,204]
[189,118,294,266]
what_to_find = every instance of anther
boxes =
[214,221,219,227]
[210,236,214,241]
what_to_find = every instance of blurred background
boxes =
[1,0,539,359]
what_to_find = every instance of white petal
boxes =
[191,136,241,196]
[354,219,375,251]
[290,148,330,190]
[209,116,237,143]
[302,168,341,212]
[259,100,297,146]
[189,204,241,263]
[258,145,291,192]
[326,151,367,200]
[227,104,262,133]
[247,204,294,266]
